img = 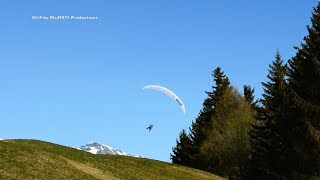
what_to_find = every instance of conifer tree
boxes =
[247,51,289,179]
[171,129,192,166]
[188,67,230,169]
[171,67,230,168]
[243,85,254,104]
[287,2,320,177]
[243,85,257,109]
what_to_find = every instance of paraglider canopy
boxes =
[142,85,186,115]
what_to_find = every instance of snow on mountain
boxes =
[79,142,142,157]
[0,138,3,140]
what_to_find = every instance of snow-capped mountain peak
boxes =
[79,142,131,156]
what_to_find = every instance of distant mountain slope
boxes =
[79,142,141,157]
[0,139,225,180]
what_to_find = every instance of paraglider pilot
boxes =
[146,124,153,132]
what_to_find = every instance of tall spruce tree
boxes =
[188,67,230,169]
[171,129,193,166]
[247,51,290,179]
[287,2,320,178]
[171,67,230,168]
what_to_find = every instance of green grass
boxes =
[0,139,225,180]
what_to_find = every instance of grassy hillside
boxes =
[0,139,225,180]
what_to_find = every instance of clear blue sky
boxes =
[0,1,318,162]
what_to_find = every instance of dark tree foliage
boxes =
[243,85,254,105]
[247,51,290,179]
[243,85,257,109]
[188,67,230,169]
[286,2,320,178]
[247,3,320,178]
[204,67,231,111]
[171,129,193,166]
[171,67,231,170]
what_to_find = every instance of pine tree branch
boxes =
[305,120,320,146]
[292,89,320,115]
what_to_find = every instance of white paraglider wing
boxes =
[142,85,186,114]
